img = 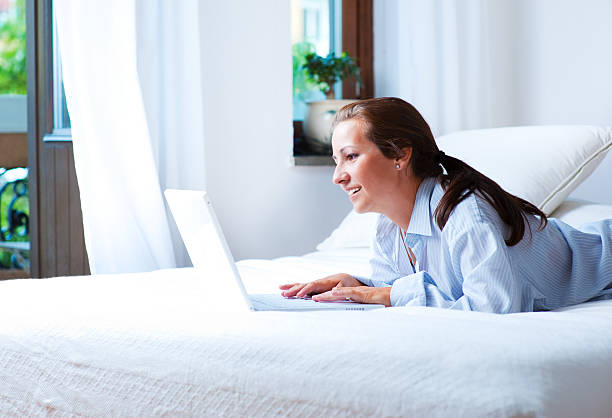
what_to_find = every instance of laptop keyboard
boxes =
[248,293,376,311]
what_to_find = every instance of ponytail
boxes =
[435,153,547,246]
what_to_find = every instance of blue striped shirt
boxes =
[354,177,612,313]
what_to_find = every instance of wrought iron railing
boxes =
[0,167,30,273]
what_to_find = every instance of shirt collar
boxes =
[375,176,438,241]
[405,176,436,237]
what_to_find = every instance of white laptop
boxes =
[164,189,384,312]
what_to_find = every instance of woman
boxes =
[280,97,612,313]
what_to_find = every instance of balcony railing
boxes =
[0,167,29,278]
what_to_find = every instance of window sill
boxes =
[293,121,333,166]
[291,155,335,166]
[43,129,72,142]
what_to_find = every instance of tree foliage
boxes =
[0,0,27,95]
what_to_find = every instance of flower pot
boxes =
[303,99,356,153]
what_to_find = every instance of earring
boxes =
[395,164,400,169]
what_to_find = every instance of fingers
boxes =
[279,278,338,298]
[279,282,325,298]
[312,285,359,303]
[279,283,307,298]
[295,281,325,298]
[280,274,358,298]
[279,283,300,290]
[312,286,392,306]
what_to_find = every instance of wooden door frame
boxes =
[26,0,89,278]
[25,0,46,277]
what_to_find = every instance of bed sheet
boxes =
[0,250,611,417]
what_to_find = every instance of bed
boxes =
[1,126,612,417]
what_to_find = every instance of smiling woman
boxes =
[331,118,420,219]
[282,97,612,313]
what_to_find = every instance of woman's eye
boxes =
[346,153,358,161]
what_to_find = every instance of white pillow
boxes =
[436,125,612,215]
[550,199,612,228]
[316,125,612,250]
[316,210,379,250]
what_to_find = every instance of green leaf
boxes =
[293,44,363,98]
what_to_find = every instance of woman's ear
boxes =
[395,147,413,168]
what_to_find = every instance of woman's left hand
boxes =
[312,284,392,307]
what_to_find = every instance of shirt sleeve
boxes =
[390,221,524,313]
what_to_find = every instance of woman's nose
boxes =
[333,164,348,184]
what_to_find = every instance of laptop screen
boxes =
[164,189,252,312]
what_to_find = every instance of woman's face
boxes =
[332,119,403,214]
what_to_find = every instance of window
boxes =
[49,2,70,138]
[291,0,373,163]
[0,0,26,133]
[291,0,342,121]
[0,0,29,278]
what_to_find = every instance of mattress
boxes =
[1,248,611,417]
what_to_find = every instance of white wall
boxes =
[373,0,522,136]
[512,0,612,204]
[199,0,351,260]
[375,0,612,203]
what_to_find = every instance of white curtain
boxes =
[54,0,205,274]
[375,0,514,136]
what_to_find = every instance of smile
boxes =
[346,187,361,196]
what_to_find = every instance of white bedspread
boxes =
[1,249,611,417]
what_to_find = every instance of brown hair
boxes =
[332,97,547,246]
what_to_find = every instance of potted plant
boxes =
[302,51,362,100]
[294,44,363,152]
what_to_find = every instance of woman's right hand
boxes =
[279,273,363,298]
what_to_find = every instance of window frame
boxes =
[341,0,373,100]
[26,0,57,277]
[292,0,373,155]
[39,0,70,142]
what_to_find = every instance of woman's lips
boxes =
[347,186,361,199]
